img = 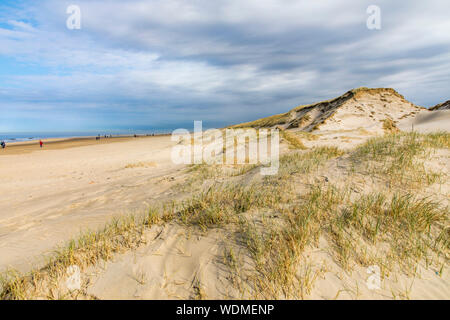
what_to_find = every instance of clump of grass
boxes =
[422,131,450,149]
[332,191,448,274]
[237,185,346,298]
[192,277,206,300]
[230,164,259,177]
[176,163,222,192]
[0,208,163,300]
[231,112,290,129]
[275,146,343,180]
[125,161,157,169]
[240,181,448,298]
[295,131,319,141]
[178,182,292,232]
[223,246,247,295]
[382,118,399,133]
[351,132,444,189]
[280,130,307,150]
[187,163,221,178]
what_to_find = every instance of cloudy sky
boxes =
[0,0,449,132]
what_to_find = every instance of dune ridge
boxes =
[232,87,424,134]
[430,100,450,111]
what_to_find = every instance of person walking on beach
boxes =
[39,140,43,148]
[1,141,5,149]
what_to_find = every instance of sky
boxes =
[0,0,449,132]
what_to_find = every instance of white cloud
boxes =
[0,0,449,131]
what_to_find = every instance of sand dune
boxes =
[430,100,450,111]
[398,110,450,133]
[233,88,424,135]
[1,88,449,300]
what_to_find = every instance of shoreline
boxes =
[0,133,179,274]
[0,134,170,156]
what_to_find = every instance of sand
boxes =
[0,135,184,272]
[81,141,450,300]
[1,136,136,155]
[398,110,450,133]
[1,89,449,300]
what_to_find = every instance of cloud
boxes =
[0,0,449,131]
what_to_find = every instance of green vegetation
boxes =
[280,130,307,150]
[351,131,448,188]
[381,118,399,133]
[231,87,405,130]
[0,209,163,300]
[231,112,290,129]
[1,131,448,300]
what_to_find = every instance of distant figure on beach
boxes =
[39,140,43,148]
[1,141,5,149]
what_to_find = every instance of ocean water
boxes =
[0,132,96,143]
[0,130,173,144]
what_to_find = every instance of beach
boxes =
[1,89,448,300]
[0,135,183,272]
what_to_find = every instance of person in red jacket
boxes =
[39,140,43,148]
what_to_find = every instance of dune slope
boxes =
[233,88,424,135]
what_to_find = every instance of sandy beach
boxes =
[0,135,183,272]
[0,89,448,300]
[1,136,141,155]
[2,0,450,304]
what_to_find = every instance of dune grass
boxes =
[280,130,307,150]
[275,146,343,180]
[231,112,290,129]
[0,209,164,300]
[1,131,448,300]
[350,131,448,189]
[124,161,157,169]
[381,118,399,133]
[237,184,447,298]
[294,131,319,141]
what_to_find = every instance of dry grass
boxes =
[125,161,157,169]
[275,146,343,180]
[1,131,448,300]
[280,130,307,150]
[350,131,448,189]
[0,209,163,300]
[294,131,319,141]
[330,190,448,274]
[237,184,447,298]
[230,87,411,131]
[382,118,399,133]
[231,112,290,129]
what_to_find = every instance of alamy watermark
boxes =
[171,121,280,175]
[66,5,81,30]
[66,265,81,291]
[366,265,381,290]
[65,5,380,31]
[367,5,381,30]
